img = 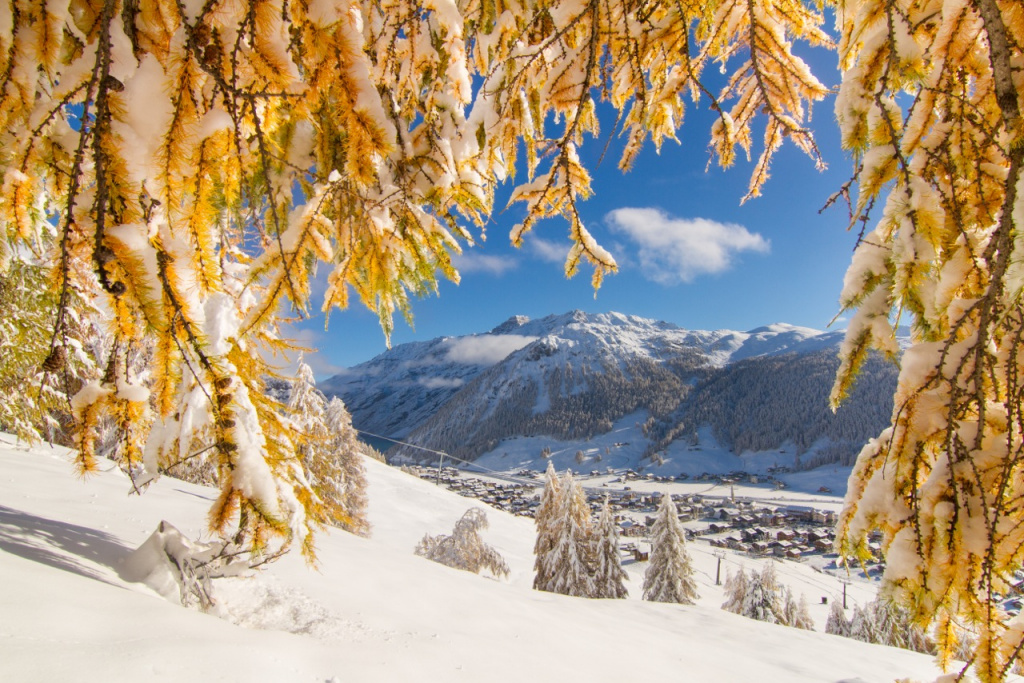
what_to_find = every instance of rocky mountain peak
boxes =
[489,315,531,335]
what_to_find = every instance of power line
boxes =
[354,429,534,482]
[355,429,449,458]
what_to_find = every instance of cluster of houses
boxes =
[695,499,839,558]
[609,468,792,490]
[401,463,847,563]
[706,526,837,559]
[401,465,538,516]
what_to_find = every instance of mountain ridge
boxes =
[320,311,899,475]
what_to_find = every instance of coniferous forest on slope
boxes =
[388,347,897,468]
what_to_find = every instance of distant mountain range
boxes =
[320,311,901,473]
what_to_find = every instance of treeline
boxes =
[390,345,897,469]
[642,349,896,468]
[391,355,697,462]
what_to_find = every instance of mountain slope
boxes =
[322,311,898,471]
[318,318,544,439]
[0,436,947,682]
[649,348,898,466]
[321,312,851,441]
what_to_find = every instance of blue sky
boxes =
[292,46,858,378]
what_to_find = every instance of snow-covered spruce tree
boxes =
[414,508,509,579]
[533,461,563,592]
[828,0,1024,677]
[287,367,370,537]
[643,494,699,604]
[791,591,815,631]
[848,603,881,645]
[591,496,628,599]
[846,597,937,655]
[779,586,815,630]
[324,397,371,538]
[0,0,831,564]
[721,567,750,615]
[740,562,783,624]
[544,471,594,598]
[825,600,851,638]
[287,360,330,467]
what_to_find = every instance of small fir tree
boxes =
[780,585,799,626]
[324,397,371,537]
[849,603,881,644]
[825,600,851,637]
[288,360,330,457]
[642,494,699,604]
[288,361,338,529]
[533,461,563,592]
[287,365,371,537]
[789,591,815,630]
[737,562,784,623]
[856,598,935,654]
[872,599,902,648]
[544,471,595,597]
[415,508,509,578]
[777,586,814,629]
[591,496,628,599]
[722,567,751,614]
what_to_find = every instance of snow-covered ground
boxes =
[471,416,857,497]
[1,434,953,682]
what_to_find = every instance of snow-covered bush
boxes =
[415,508,509,579]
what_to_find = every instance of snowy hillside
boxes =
[1,435,954,682]
[325,311,900,477]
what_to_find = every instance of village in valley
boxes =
[399,462,873,574]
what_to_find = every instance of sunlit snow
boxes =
[0,434,950,682]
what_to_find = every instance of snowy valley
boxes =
[1,435,955,682]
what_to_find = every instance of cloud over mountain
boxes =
[442,334,538,365]
[606,207,769,284]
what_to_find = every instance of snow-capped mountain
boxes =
[321,311,897,473]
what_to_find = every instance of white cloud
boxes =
[418,377,465,389]
[451,252,518,276]
[443,334,538,365]
[527,237,572,264]
[606,207,770,284]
